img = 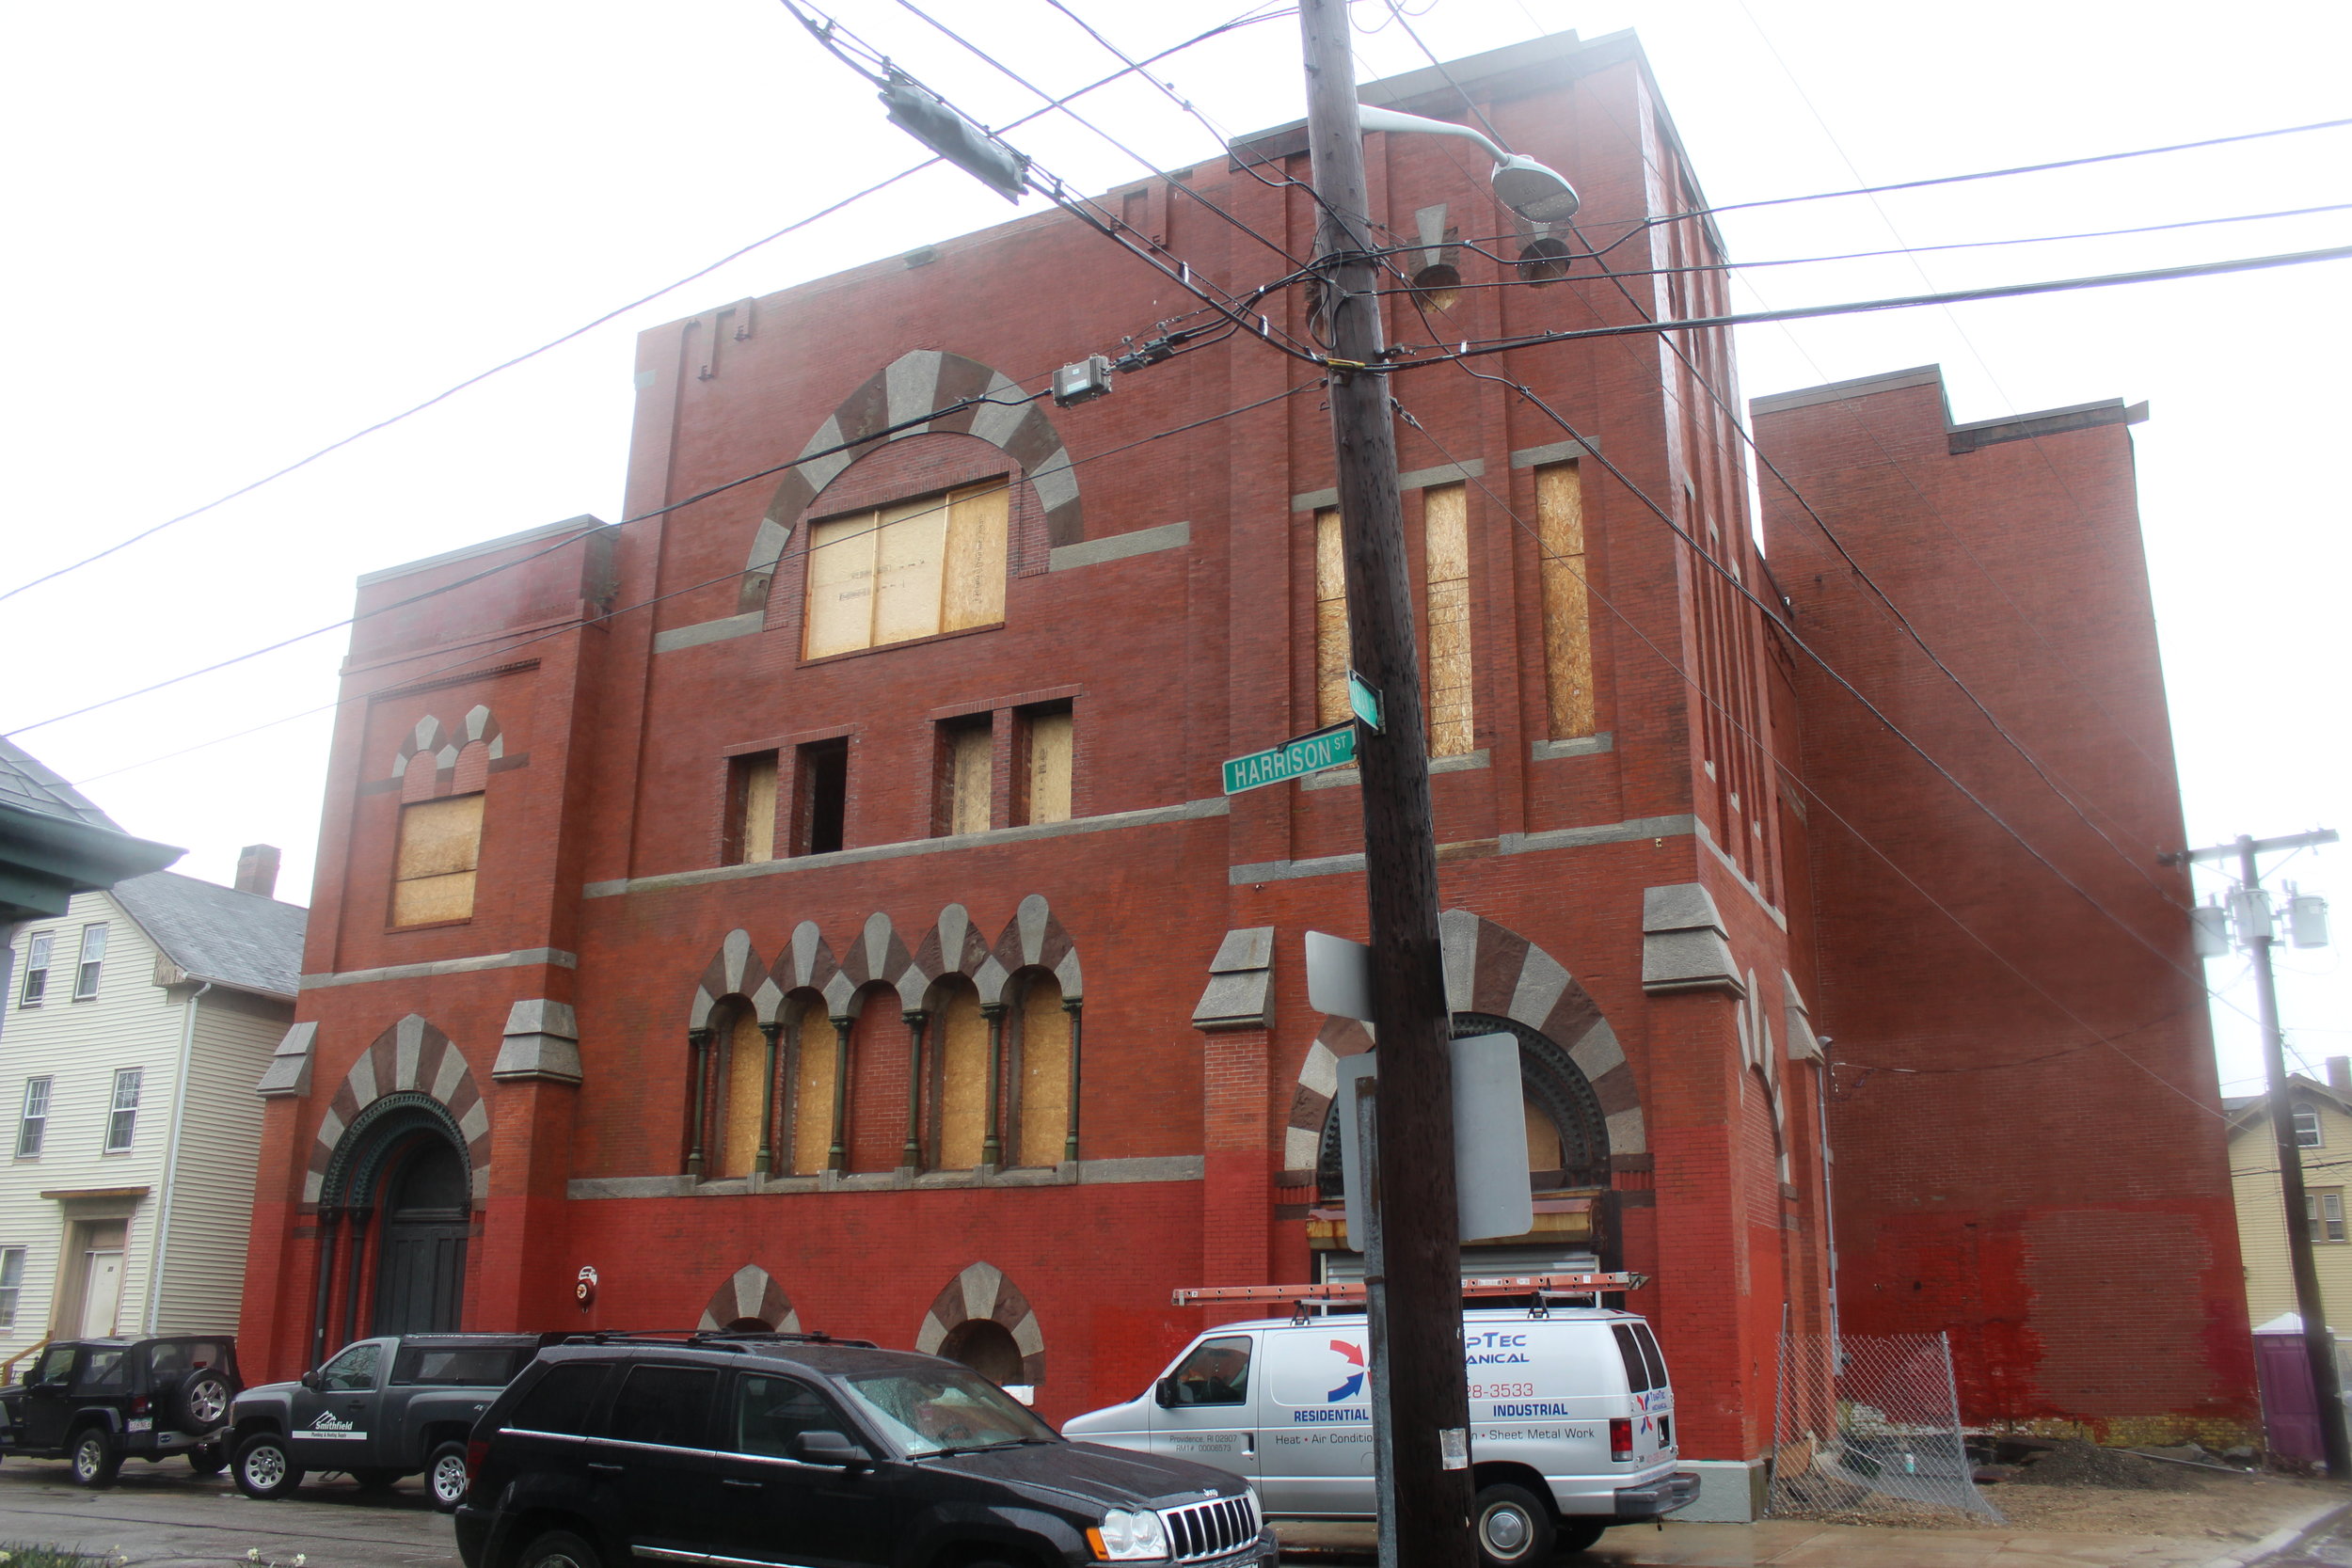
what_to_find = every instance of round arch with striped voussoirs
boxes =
[738,350,1083,613]
[1279,910,1644,1184]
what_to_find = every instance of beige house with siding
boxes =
[2227,1061,2352,1332]
[0,850,302,1360]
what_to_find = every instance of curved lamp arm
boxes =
[1357,104,1581,223]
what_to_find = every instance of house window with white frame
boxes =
[71,924,107,1002]
[2310,1187,2347,1243]
[16,1079,51,1158]
[2296,1106,2325,1148]
[0,1248,24,1327]
[17,934,53,1007]
[103,1069,141,1153]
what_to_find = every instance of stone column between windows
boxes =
[900,1011,928,1175]
[757,1022,784,1177]
[684,1027,712,1178]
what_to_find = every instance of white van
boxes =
[1063,1307,1696,1566]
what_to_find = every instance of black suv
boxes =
[457,1333,1276,1568]
[0,1336,240,1486]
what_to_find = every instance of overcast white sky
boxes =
[3,0,2344,1097]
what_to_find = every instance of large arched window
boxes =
[1011,972,1072,1169]
[788,998,836,1176]
[711,1001,770,1180]
[931,977,989,1170]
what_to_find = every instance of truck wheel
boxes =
[426,1439,470,1512]
[1556,1516,1609,1554]
[517,1529,603,1568]
[173,1369,233,1434]
[187,1439,228,1477]
[1472,1482,1554,1567]
[69,1426,121,1488]
[233,1432,304,1499]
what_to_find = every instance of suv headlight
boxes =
[1089,1507,1169,1561]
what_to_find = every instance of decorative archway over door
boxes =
[307,1016,489,1362]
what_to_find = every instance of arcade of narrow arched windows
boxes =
[684,972,1080,1180]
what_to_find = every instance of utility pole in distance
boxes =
[2169,827,2344,1479]
[1295,4,1475,1566]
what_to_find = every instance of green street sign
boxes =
[1347,671,1383,732]
[1222,724,1358,794]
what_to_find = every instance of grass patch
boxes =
[0,1545,120,1568]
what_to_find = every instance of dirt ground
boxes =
[1796,1442,2346,1544]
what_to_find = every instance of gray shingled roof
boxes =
[0,735,123,832]
[112,872,307,1001]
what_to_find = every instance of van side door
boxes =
[1143,1334,1259,1485]
[1255,1325,1375,1516]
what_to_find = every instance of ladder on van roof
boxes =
[1172,1272,1645,1320]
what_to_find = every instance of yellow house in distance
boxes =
[2227,1060,2352,1330]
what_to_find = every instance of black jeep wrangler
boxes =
[457,1332,1275,1568]
[0,1336,239,1486]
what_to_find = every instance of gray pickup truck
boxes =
[228,1334,553,1510]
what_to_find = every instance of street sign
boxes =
[1222,723,1358,794]
[1333,1035,1534,1248]
[1306,930,1375,1022]
[1347,671,1384,732]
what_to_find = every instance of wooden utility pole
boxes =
[1295,4,1475,1564]
[2171,828,2345,1479]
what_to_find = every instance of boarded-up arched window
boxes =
[715,1005,768,1180]
[791,1005,835,1176]
[934,979,988,1170]
[1015,974,1070,1169]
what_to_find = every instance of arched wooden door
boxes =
[372,1136,469,1335]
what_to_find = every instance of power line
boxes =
[1384,199,2352,287]
[1383,391,2233,1119]
[0,7,1288,609]
[66,377,1323,787]
[1656,113,2352,226]
[1394,241,2352,361]
[1375,64,2196,917]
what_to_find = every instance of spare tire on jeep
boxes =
[173,1369,231,1434]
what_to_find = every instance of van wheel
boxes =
[1557,1516,1609,1555]
[1472,1482,1554,1567]
[426,1440,470,1511]
[232,1432,304,1499]
[68,1426,121,1488]
[516,1529,603,1568]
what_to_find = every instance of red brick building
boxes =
[237,30,2249,1514]
[1753,368,2252,1444]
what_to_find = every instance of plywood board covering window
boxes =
[943,721,992,836]
[730,753,779,864]
[1314,507,1350,728]
[1016,976,1071,1168]
[1024,709,1073,826]
[1538,461,1596,737]
[719,1009,767,1178]
[791,1010,835,1175]
[392,793,483,926]
[1423,483,1474,756]
[936,985,988,1168]
[803,483,1008,658]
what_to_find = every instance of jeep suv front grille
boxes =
[1160,1493,1259,1561]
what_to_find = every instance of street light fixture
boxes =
[1357,104,1581,223]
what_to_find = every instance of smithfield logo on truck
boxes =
[306,1412,366,1441]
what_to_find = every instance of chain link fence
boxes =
[1769,1332,2002,1523]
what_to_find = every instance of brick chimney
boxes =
[2328,1056,2351,1096]
[234,844,281,899]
